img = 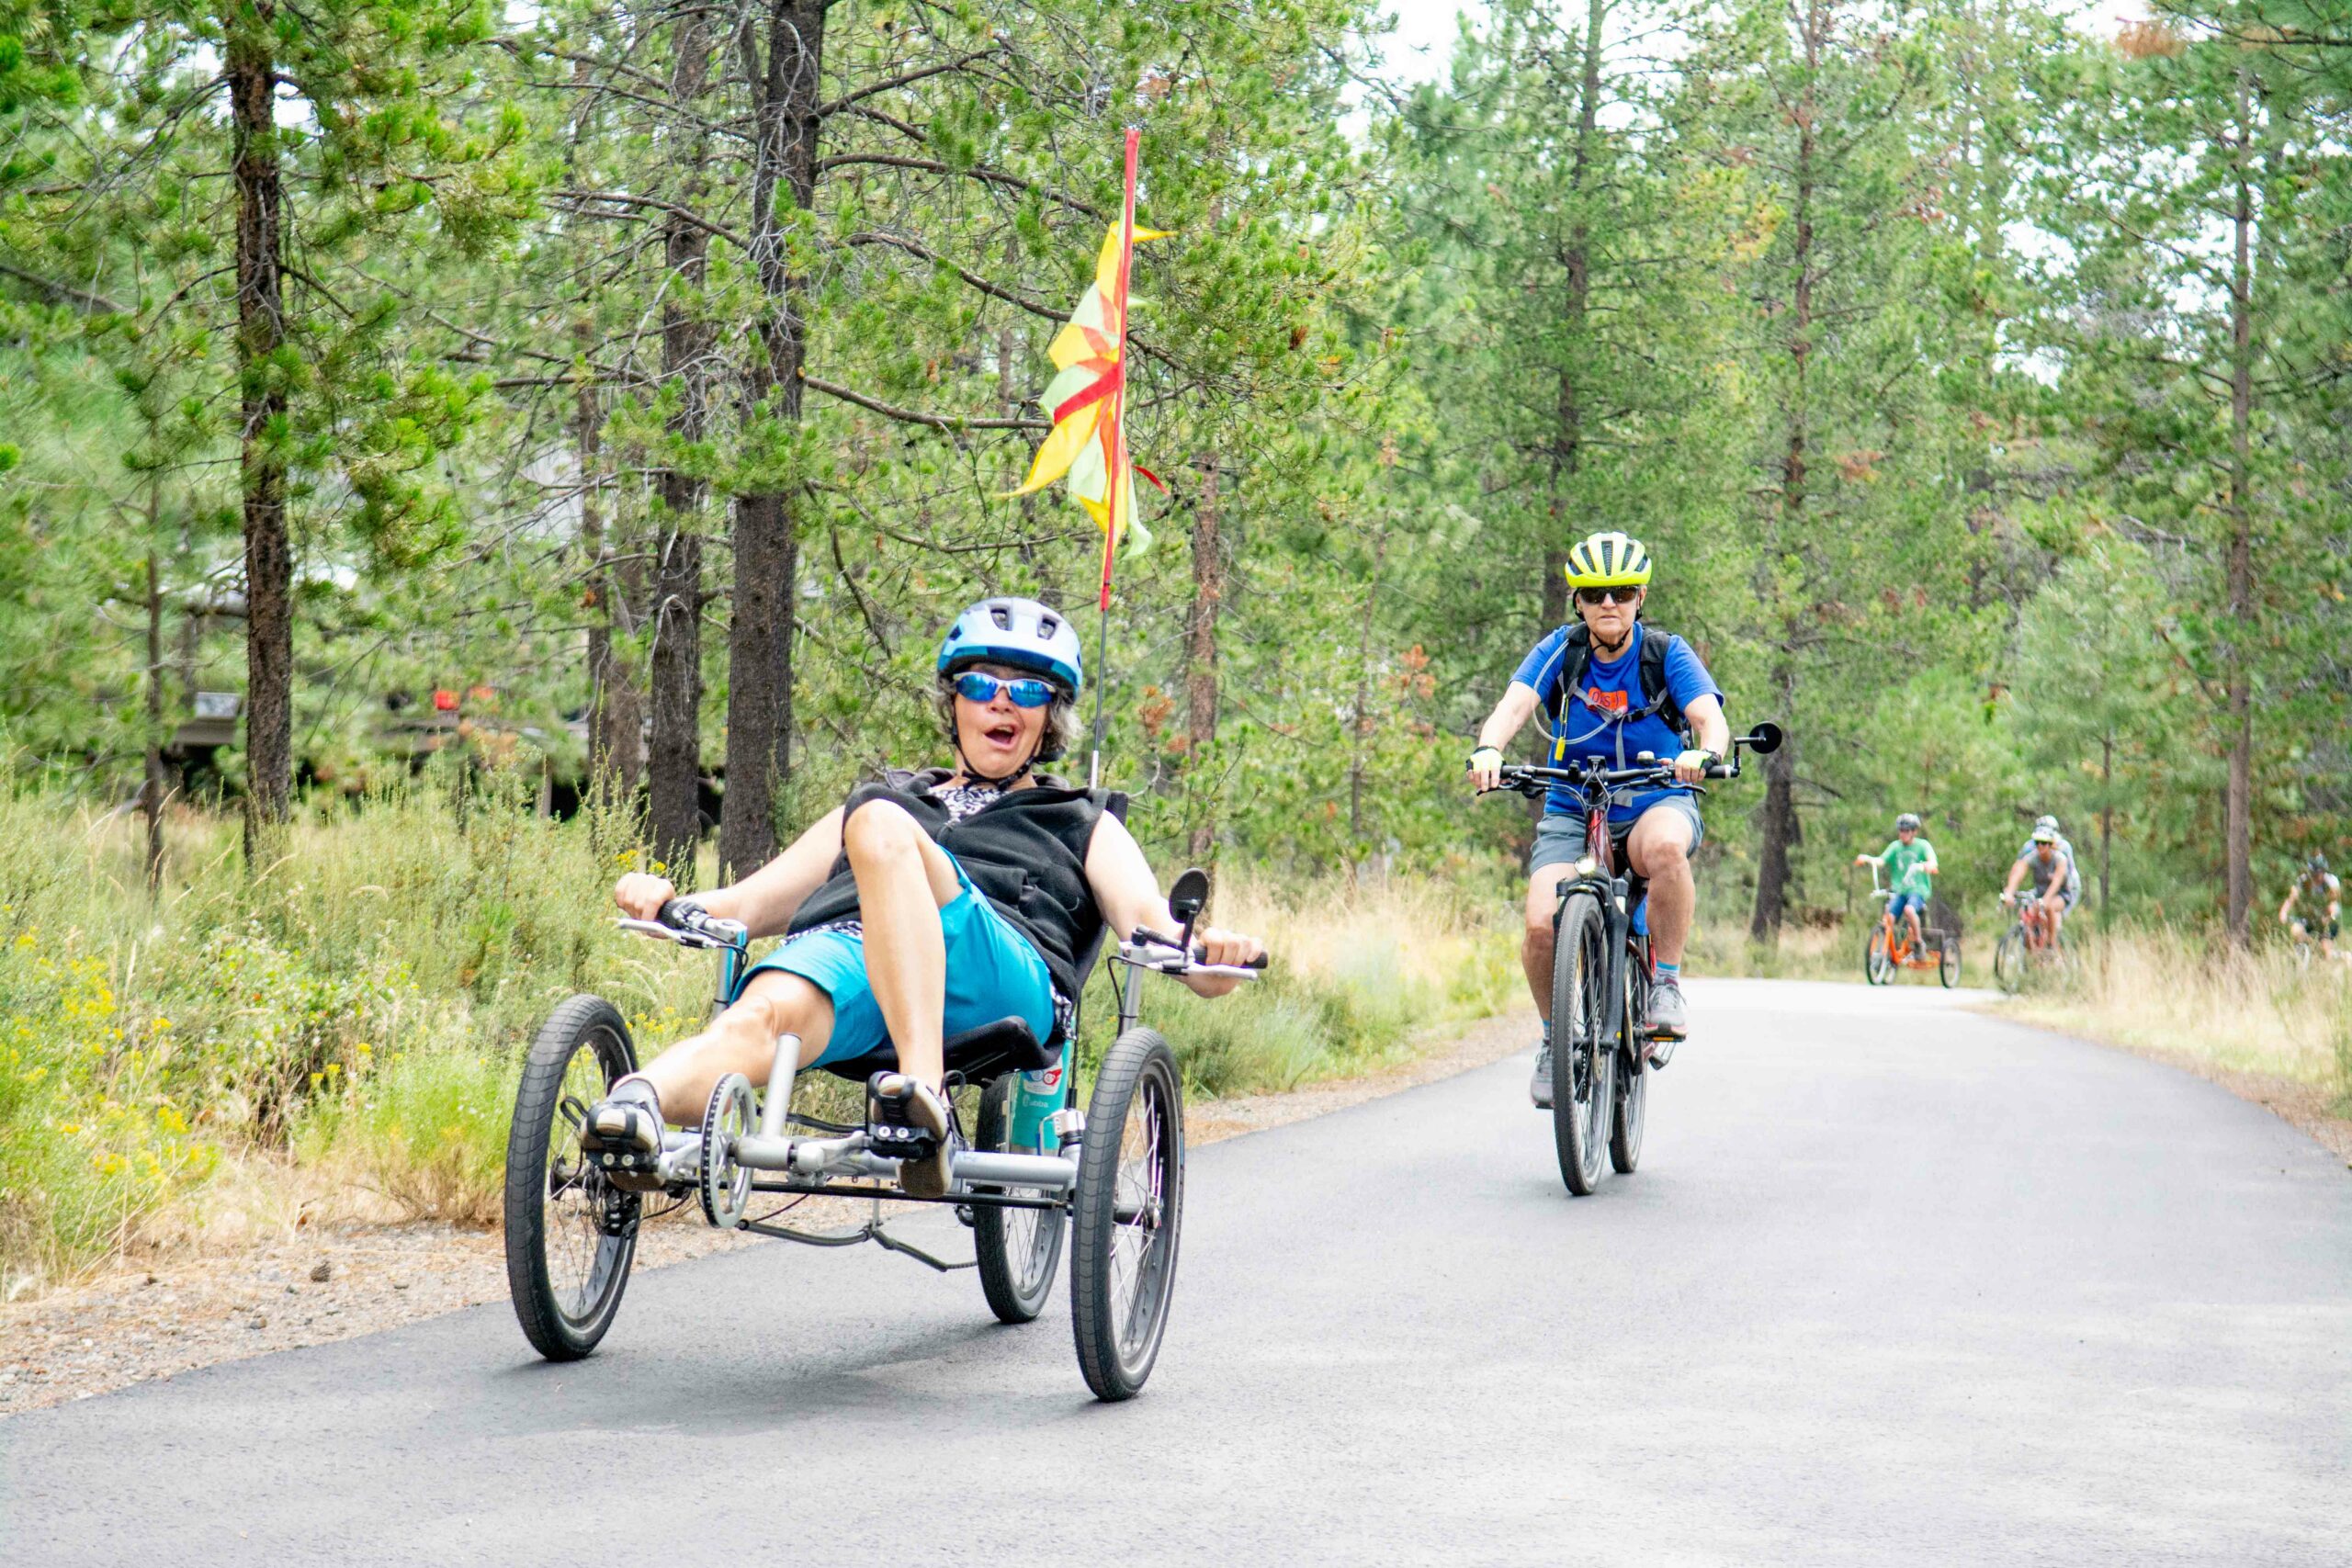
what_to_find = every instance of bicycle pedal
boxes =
[865,1119,940,1159]
[865,1072,946,1161]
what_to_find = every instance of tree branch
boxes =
[0,258,125,315]
[800,370,1048,431]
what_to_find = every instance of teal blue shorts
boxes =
[739,852,1057,1068]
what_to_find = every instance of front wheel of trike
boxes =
[1070,1028,1184,1401]
[504,995,641,1361]
[974,1073,1068,1325]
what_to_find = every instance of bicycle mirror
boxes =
[1170,868,1210,928]
[1743,722,1785,755]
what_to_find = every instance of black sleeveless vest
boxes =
[785,768,1128,1024]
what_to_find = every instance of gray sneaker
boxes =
[1645,977,1689,1043]
[1530,1040,1554,1109]
[580,1092,668,1190]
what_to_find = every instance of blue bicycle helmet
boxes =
[936,597,1083,694]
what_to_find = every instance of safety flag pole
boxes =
[1088,127,1141,791]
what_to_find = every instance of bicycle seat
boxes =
[820,1017,1058,1087]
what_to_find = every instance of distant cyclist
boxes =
[2280,853,2342,961]
[2000,818,2079,944]
[1467,529,1731,1105]
[1856,813,1938,953]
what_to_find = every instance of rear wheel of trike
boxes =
[1864,926,1894,985]
[975,1073,1068,1325]
[504,995,640,1361]
[1071,1029,1184,1401]
[1938,935,1962,989]
[1551,891,1614,1197]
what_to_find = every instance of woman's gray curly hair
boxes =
[936,672,1080,765]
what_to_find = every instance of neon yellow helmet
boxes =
[1563,530,1653,590]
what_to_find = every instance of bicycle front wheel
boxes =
[1938,935,1962,988]
[1864,926,1894,986]
[1550,891,1614,1196]
[504,995,640,1361]
[1994,925,2027,994]
[1071,1028,1184,1401]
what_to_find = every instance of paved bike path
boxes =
[4,979,2346,1565]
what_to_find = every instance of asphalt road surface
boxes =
[5,980,2347,1566]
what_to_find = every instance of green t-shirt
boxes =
[1879,838,1937,897]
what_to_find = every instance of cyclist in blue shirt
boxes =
[1468,530,1730,1105]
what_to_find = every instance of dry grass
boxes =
[0,769,1518,1296]
[2001,927,2352,1098]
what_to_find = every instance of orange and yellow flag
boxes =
[1005,137,1167,564]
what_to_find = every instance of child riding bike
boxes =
[1855,813,1939,953]
[579,596,1263,1197]
[1465,529,1732,1107]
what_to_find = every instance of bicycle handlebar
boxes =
[1486,756,1736,801]
[1125,925,1270,977]
[616,897,749,951]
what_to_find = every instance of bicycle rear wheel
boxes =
[504,995,639,1361]
[1610,954,1647,1174]
[975,1073,1067,1325]
[1550,891,1613,1196]
[1938,935,1961,988]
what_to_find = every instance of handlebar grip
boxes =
[657,897,709,931]
[1132,926,1271,969]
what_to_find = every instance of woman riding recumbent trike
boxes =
[500,596,1266,1402]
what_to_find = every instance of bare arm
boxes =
[2001,859,2028,899]
[1469,682,1543,791]
[615,807,845,938]
[1084,813,1264,998]
[1670,693,1732,784]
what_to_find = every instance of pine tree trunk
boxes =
[228,10,290,860]
[2099,732,2113,921]
[646,17,716,877]
[1183,457,1223,863]
[1750,6,1819,945]
[2222,64,2256,945]
[575,329,639,809]
[142,545,167,891]
[1542,0,1608,636]
[719,0,824,882]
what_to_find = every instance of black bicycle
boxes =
[1486,724,1782,1195]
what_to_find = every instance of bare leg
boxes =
[842,801,964,1088]
[632,970,834,1124]
[1522,863,1576,1020]
[1627,805,1699,965]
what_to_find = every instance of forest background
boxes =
[2,0,2348,1280]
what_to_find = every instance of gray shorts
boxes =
[1530,795,1704,875]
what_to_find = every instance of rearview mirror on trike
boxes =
[1739,722,1784,756]
[1169,867,1210,927]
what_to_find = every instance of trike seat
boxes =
[820,1016,1059,1087]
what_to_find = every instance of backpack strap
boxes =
[1544,624,1686,739]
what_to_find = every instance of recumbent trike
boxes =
[501,867,1260,1402]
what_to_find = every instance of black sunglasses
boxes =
[1577,586,1641,606]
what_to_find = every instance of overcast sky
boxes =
[1374,0,1485,85]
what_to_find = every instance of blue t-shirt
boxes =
[1511,623,1724,821]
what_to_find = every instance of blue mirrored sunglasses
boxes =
[954,671,1057,709]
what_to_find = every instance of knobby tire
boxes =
[504,994,639,1361]
[1550,891,1613,1196]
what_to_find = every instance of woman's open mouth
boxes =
[980,718,1021,750]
